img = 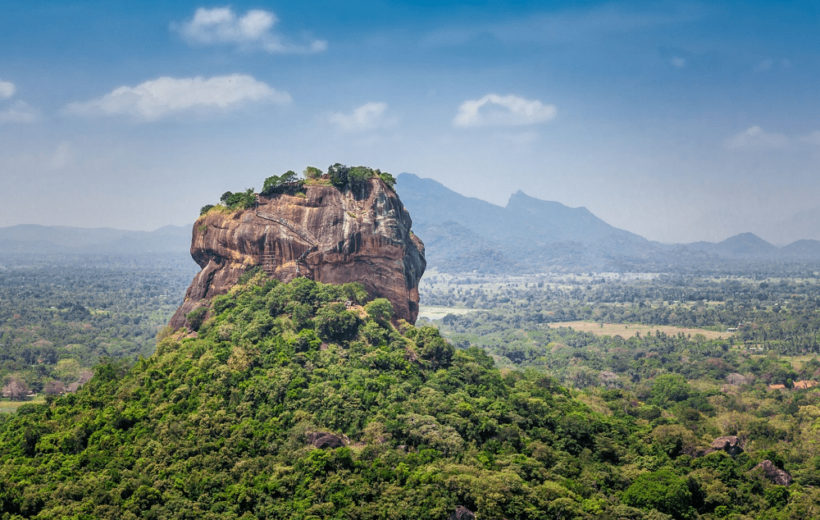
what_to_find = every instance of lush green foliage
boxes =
[326,164,395,191]
[1,273,813,518]
[420,273,820,517]
[261,171,301,196]
[622,470,695,519]
[220,189,256,210]
[0,256,196,397]
[207,164,394,214]
[303,166,322,179]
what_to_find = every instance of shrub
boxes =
[314,303,359,342]
[327,163,349,187]
[304,166,322,179]
[261,171,300,196]
[220,188,256,210]
[365,298,394,323]
[650,374,691,407]
[348,166,373,183]
[237,266,264,286]
[622,469,695,519]
[765,486,789,508]
[186,307,207,331]
[378,171,396,190]
[406,326,454,368]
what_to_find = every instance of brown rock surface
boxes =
[307,432,347,450]
[708,435,744,457]
[449,506,476,520]
[751,460,792,486]
[169,178,425,329]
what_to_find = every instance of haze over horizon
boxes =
[2,1,819,244]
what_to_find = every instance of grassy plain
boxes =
[0,397,46,413]
[417,305,485,320]
[548,320,734,340]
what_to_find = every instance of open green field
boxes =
[417,305,485,320]
[0,397,46,413]
[548,321,733,340]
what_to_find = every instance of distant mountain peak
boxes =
[394,173,820,272]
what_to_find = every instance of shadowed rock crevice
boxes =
[170,177,425,329]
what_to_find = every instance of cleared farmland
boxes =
[548,321,733,340]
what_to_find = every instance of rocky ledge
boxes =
[170,177,425,329]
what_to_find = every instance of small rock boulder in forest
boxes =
[708,435,744,457]
[450,506,476,520]
[307,432,346,450]
[752,460,792,486]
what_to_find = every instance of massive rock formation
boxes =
[169,178,426,329]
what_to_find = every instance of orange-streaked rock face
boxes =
[169,178,426,329]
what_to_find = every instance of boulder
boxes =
[726,373,747,386]
[752,460,792,486]
[307,432,346,450]
[450,506,476,520]
[170,177,425,329]
[709,435,744,457]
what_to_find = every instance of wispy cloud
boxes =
[328,102,397,131]
[727,126,789,150]
[727,127,820,150]
[64,74,290,122]
[454,94,556,127]
[670,57,687,69]
[0,101,41,124]
[754,59,773,72]
[172,7,326,54]
[0,78,15,99]
[49,142,76,170]
[754,58,791,72]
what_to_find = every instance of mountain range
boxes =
[0,224,191,255]
[1,175,818,273]
[395,173,820,273]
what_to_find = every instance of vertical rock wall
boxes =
[169,178,425,329]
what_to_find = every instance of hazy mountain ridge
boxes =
[759,206,820,245]
[2,175,818,273]
[0,224,191,255]
[396,173,820,273]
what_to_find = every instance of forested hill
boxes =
[395,173,820,273]
[0,274,805,519]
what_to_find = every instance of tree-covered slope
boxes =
[0,275,806,519]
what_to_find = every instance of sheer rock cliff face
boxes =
[169,178,426,329]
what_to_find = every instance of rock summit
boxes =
[170,176,425,329]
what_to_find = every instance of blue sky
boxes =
[1,0,819,243]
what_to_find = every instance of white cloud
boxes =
[453,94,556,127]
[328,102,397,131]
[64,74,290,121]
[173,7,326,54]
[50,142,76,169]
[670,57,687,68]
[0,101,41,124]
[754,59,773,72]
[727,126,789,150]
[0,78,15,99]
